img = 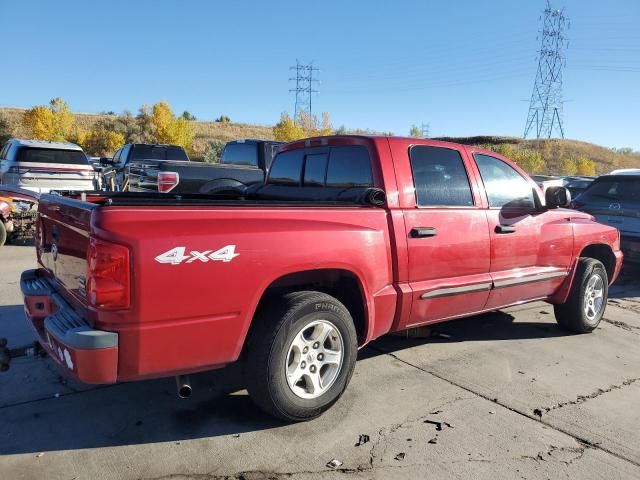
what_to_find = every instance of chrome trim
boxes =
[420,282,492,299]
[493,271,567,289]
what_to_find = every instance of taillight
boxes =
[157,171,179,193]
[86,237,130,310]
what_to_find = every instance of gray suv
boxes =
[573,174,640,263]
[0,139,95,193]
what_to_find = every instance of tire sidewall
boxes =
[266,300,357,418]
[579,262,608,328]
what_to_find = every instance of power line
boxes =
[524,0,569,139]
[289,61,319,122]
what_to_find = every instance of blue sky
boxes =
[2,0,639,149]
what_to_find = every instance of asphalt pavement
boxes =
[1,243,639,479]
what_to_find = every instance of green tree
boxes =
[181,111,196,121]
[215,115,231,123]
[203,140,226,164]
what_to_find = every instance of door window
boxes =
[409,146,474,207]
[474,154,535,209]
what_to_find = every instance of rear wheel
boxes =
[245,291,358,421]
[554,258,608,333]
[0,221,7,247]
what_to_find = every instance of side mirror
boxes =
[545,186,572,208]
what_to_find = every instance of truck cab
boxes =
[18,135,623,421]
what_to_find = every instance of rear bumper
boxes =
[621,236,640,264]
[20,269,118,384]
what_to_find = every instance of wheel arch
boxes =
[251,268,371,346]
[549,242,617,305]
[579,243,616,281]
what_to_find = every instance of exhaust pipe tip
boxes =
[176,375,192,399]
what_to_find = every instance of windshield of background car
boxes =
[17,148,88,165]
[221,143,259,167]
[131,146,188,161]
[580,177,640,203]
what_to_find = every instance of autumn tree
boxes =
[576,157,596,176]
[560,158,578,176]
[77,119,125,156]
[0,113,13,143]
[273,112,305,141]
[22,98,75,141]
[409,125,422,137]
[149,101,195,150]
[215,115,230,123]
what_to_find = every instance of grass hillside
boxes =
[2,107,638,174]
[436,135,640,176]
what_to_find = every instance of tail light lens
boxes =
[157,171,179,193]
[86,237,130,310]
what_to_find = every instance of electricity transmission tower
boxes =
[420,123,430,137]
[523,1,569,139]
[289,61,319,123]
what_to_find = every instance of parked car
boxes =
[126,139,283,194]
[609,168,640,175]
[0,139,95,193]
[19,136,622,421]
[0,185,39,247]
[562,176,594,199]
[572,173,640,263]
[531,174,563,193]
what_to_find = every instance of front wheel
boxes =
[554,258,608,333]
[245,291,358,421]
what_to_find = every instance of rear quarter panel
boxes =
[93,205,394,380]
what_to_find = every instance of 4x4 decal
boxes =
[155,245,239,265]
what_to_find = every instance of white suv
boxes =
[0,139,95,193]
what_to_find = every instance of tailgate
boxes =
[37,194,95,302]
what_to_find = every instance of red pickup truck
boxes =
[21,136,623,421]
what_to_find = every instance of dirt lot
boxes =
[1,244,639,479]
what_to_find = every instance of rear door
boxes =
[470,151,573,308]
[391,141,492,326]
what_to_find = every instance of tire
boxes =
[245,291,358,422]
[554,258,608,333]
[0,221,7,248]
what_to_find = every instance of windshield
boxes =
[131,146,188,161]
[17,147,88,165]
[580,177,640,203]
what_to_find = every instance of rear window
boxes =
[581,177,640,203]
[269,145,373,188]
[131,146,188,161]
[221,143,259,167]
[269,150,304,185]
[326,146,373,188]
[17,147,88,165]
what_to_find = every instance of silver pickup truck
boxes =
[0,139,95,193]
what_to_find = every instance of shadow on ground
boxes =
[0,308,580,455]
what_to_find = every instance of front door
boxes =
[471,152,573,309]
[399,144,492,326]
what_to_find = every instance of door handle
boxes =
[495,225,516,234]
[410,227,437,238]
